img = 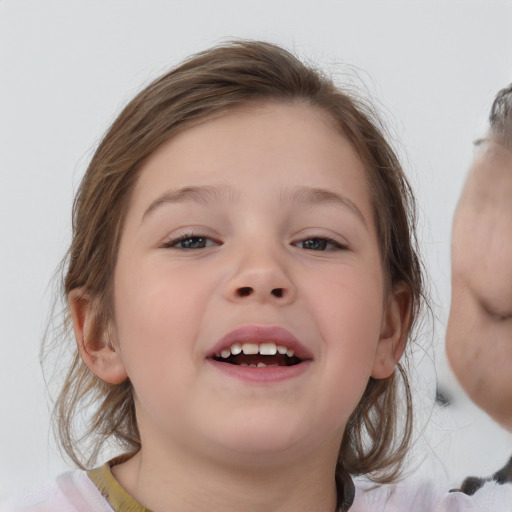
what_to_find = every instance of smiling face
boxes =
[75,102,405,468]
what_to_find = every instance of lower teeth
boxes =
[239,363,279,368]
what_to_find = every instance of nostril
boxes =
[237,287,253,297]
[271,288,284,298]
[234,287,287,299]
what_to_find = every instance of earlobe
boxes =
[68,288,128,384]
[371,283,412,379]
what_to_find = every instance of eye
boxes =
[295,237,346,251]
[163,234,219,249]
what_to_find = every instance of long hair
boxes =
[44,40,426,483]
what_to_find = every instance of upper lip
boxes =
[207,325,313,360]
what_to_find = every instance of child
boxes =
[446,83,512,495]
[4,40,509,512]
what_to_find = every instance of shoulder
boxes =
[1,471,114,512]
[351,477,512,512]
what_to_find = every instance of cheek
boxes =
[115,256,211,323]
[295,272,385,438]
[111,265,204,421]
[315,262,384,327]
[112,260,212,377]
[310,267,385,373]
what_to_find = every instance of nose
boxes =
[223,246,296,305]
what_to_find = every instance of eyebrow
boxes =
[142,185,238,221]
[142,184,367,227]
[282,186,368,228]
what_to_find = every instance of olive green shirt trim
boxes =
[87,458,153,512]
[86,456,353,512]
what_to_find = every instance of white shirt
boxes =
[3,470,512,512]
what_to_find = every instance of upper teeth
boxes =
[218,342,295,359]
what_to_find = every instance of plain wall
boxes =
[1,0,512,496]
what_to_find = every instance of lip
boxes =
[207,358,312,383]
[207,325,313,360]
[206,325,313,384]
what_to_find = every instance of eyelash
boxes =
[162,234,347,251]
[161,233,221,250]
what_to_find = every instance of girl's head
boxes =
[55,40,424,483]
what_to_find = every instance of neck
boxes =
[111,438,342,512]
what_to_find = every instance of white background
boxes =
[1,0,512,498]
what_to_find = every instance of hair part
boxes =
[45,40,426,483]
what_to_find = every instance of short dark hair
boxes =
[489,83,512,147]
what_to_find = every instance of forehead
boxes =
[473,139,512,171]
[138,102,364,179]
[123,101,377,237]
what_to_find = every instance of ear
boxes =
[68,288,128,384]
[371,282,412,379]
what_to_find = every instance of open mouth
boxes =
[212,342,303,367]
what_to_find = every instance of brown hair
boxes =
[46,40,425,484]
[488,83,512,148]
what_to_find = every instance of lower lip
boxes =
[207,359,311,383]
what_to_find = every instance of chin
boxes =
[200,414,341,468]
[229,424,303,453]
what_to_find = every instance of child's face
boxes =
[103,102,402,465]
